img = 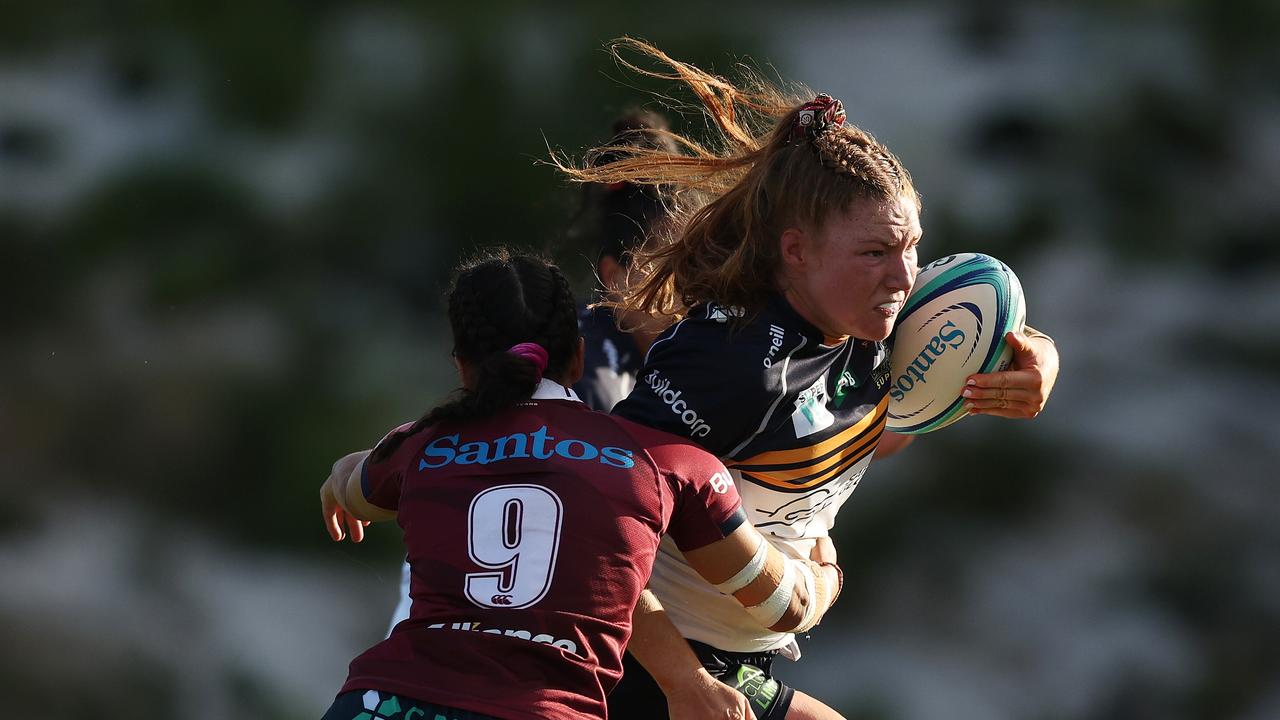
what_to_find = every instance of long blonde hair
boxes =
[553,38,919,320]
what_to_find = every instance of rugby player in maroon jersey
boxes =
[318,251,843,720]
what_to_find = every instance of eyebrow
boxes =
[860,236,920,248]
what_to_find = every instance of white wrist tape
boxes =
[715,537,769,595]
[792,561,819,632]
[745,558,794,629]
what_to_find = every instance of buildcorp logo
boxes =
[644,369,712,438]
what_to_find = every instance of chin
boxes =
[849,320,894,342]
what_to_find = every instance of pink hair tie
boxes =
[508,342,549,381]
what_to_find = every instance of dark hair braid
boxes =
[371,249,580,461]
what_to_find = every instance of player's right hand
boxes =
[663,668,757,720]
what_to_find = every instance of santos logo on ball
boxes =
[888,320,967,401]
[644,369,712,438]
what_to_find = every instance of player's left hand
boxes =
[321,455,372,543]
[962,330,1058,419]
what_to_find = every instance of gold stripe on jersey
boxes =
[736,395,888,467]
[741,420,884,488]
[739,419,884,491]
[732,395,888,491]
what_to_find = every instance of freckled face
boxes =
[779,194,921,341]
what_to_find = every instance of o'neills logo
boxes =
[762,324,786,368]
[644,369,712,438]
[888,320,967,401]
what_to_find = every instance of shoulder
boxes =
[614,416,730,487]
[366,420,426,466]
[613,302,813,455]
[644,302,790,380]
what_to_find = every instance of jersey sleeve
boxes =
[612,305,781,458]
[359,422,417,511]
[649,438,748,552]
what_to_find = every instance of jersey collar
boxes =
[769,292,834,344]
[531,378,582,402]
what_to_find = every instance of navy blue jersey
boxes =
[574,304,644,412]
[612,295,891,652]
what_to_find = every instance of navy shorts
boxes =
[607,640,796,720]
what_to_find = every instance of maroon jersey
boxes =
[340,382,746,720]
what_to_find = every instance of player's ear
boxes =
[779,227,809,269]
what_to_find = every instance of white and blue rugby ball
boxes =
[885,253,1026,434]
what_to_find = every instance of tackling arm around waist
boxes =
[681,523,842,634]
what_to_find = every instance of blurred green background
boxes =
[1,2,1277,719]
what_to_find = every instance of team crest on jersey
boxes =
[791,375,835,438]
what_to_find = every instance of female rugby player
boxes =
[381,110,679,626]
[319,251,842,720]
[555,39,1061,720]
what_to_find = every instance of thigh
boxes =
[783,689,845,720]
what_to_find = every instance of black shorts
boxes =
[607,640,796,720]
[322,690,502,720]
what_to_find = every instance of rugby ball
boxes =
[885,253,1026,434]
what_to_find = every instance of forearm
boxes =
[626,589,703,693]
[767,555,840,633]
[685,529,841,634]
[332,449,394,522]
